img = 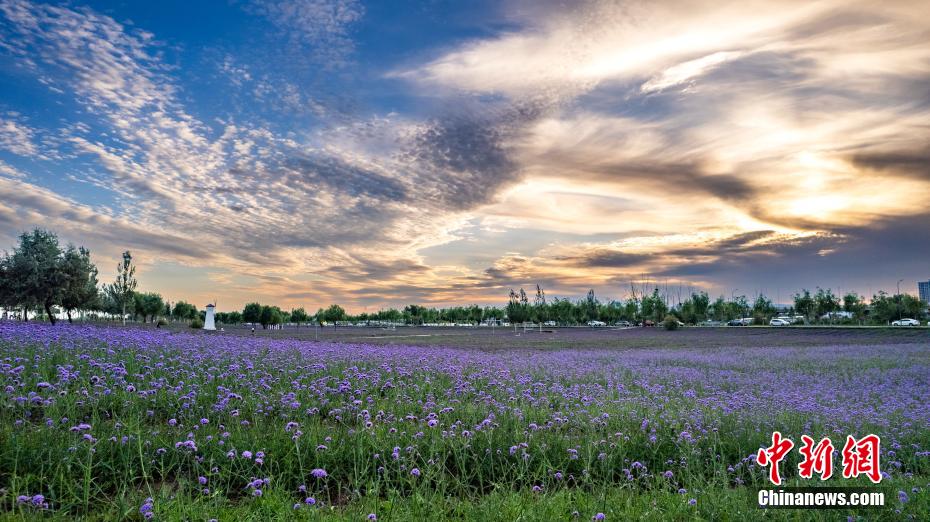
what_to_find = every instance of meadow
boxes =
[1,322,928,520]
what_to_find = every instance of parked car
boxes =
[543,320,557,327]
[614,320,633,327]
[586,320,606,327]
[698,320,724,327]
[727,318,753,326]
[769,318,791,326]
[891,318,920,326]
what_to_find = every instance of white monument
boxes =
[204,303,216,331]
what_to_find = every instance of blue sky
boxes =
[1,0,929,311]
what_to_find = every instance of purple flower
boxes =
[593,514,606,521]
[311,468,327,478]
[198,476,208,485]
[305,497,316,505]
[410,468,421,477]
[242,450,252,459]
[688,498,697,506]
[367,515,377,521]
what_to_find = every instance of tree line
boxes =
[2,228,926,328]
[0,229,205,326]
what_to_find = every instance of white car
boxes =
[891,318,920,326]
[586,320,606,327]
[769,318,791,326]
[543,320,557,327]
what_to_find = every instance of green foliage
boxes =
[641,289,668,323]
[134,292,165,323]
[321,304,347,324]
[259,305,285,329]
[107,251,137,324]
[793,289,814,321]
[0,229,102,324]
[190,316,204,328]
[59,246,99,323]
[172,301,198,322]
[662,314,680,330]
[813,287,840,318]
[505,288,530,324]
[869,291,926,324]
[242,302,263,324]
[289,307,308,324]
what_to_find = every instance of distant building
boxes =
[919,280,930,304]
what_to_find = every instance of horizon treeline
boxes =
[0,228,926,327]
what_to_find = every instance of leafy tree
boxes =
[640,289,668,323]
[752,294,776,320]
[505,288,530,325]
[260,305,285,329]
[813,287,840,319]
[242,302,263,324]
[172,301,198,322]
[793,289,814,322]
[582,289,599,321]
[136,292,165,323]
[59,245,98,323]
[8,229,67,324]
[321,304,347,325]
[290,307,308,326]
[109,251,137,325]
[843,292,865,322]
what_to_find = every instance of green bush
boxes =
[662,315,680,330]
[190,317,204,329]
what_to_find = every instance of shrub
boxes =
[662,315,680,331]
[190,317,204,329]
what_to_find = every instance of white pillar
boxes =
[204,304,216,331]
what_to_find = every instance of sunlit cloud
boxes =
[0,0,928,309]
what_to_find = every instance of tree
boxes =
[641,289,667,323]
[172,301,197,322]
[260,305,285,329]
[505,288,530,326]
[110,251,137,325]
[752,294,776,323]
[59,246,98,323]
[843,292,865,323]
[9,229,67,324]
[582,289,599,321]
[136,292,165,323]
[814,287,840,320]
[793,290,814,322]
[242,302,263,324]
[290,307,308,326]
[321,304,347,326]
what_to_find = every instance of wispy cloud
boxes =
[0,0,928,308]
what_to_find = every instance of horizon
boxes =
[1,0,929,313]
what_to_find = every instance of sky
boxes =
[0,0,929,312]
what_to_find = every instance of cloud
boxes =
[245,0,364,68]
[1,0,929,310]
[0,115,39,157]
[0,159,25,178]
[641,51,745,93]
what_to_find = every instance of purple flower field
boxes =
[1,322,928,519]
